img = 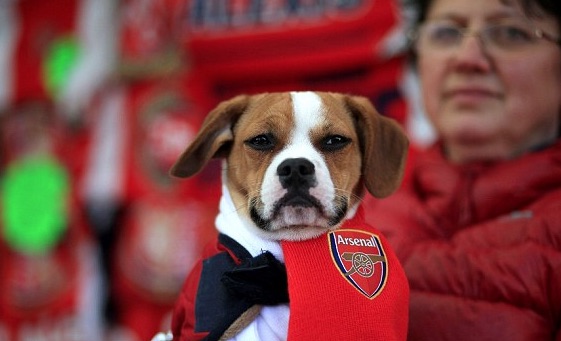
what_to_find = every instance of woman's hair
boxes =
[407,0,561,28]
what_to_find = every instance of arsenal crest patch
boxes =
[328,229,388,299]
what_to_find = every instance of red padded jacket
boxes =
[364,140,561,341]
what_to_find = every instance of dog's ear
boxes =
[170,95,250,178]
[345,95,409,198]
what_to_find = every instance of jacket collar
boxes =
[412,140,561,229]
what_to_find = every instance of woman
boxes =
[365,0,561,339]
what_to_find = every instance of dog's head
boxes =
[171,92,408,241]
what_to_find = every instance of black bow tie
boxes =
[221,251,289,306]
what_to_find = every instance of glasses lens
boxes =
[485,24,538,49]
[420,23,463,49]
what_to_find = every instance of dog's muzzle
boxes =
[249,156,348,237]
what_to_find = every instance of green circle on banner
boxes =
[42,36,80,97]
[1,157,70,255]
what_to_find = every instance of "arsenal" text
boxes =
[337,235,377,247]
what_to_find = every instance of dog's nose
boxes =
[277,158,317,189]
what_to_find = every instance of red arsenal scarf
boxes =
[281,208,409,340]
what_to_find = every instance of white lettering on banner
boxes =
[186,0,365,31]
[337,235,377,248]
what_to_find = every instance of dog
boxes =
[156,91,409,341]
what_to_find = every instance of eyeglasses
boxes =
[411,21,561,54]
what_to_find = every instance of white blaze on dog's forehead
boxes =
[263,92,325,170]
[290,91,324,140]
[263,92,325,163]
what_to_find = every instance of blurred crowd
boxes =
[0,0,423,340]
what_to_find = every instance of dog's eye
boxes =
[322,135,350,151]
[245,134,275,151]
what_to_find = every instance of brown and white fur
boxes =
[161,91,408,340]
